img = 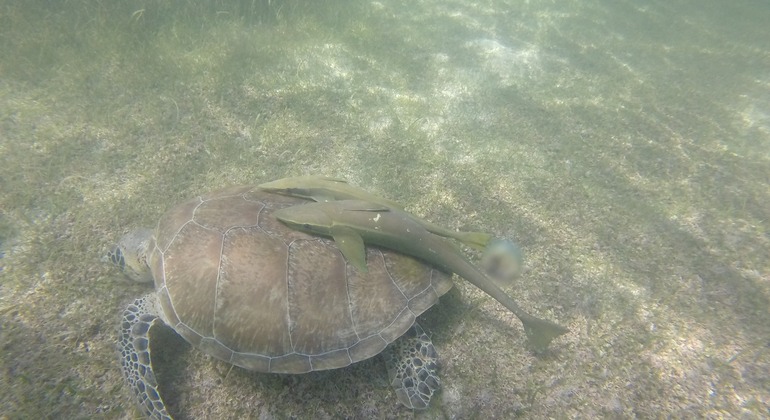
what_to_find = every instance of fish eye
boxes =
[302,223,311,230]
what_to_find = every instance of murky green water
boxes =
[1,0,768,418]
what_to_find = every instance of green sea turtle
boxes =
[108,186,453,419]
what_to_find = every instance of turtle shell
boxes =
[146,185,453,374]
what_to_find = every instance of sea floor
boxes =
[1,1,768,418]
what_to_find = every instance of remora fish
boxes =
[259,175,492,250]
[274,199,568,351]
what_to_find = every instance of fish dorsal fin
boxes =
[339,200,391,212]
[309,175,350,185]
[330,225,368,272]
[310,192,338,202]
[322,176,349,184]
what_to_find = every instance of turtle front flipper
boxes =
[119,294,172,420]
[383,324,441,410]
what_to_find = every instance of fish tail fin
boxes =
[521,316,569,352]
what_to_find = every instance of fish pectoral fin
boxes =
[330,225,368,272]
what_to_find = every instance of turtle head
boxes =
[106,228,154,283]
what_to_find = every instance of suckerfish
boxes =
[260,175,492,250]
[274,199,568,351]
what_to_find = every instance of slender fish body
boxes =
[274,200,568,351]
[260,175,492,250]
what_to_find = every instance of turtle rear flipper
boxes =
[119,294,172,420]
[384,324,440,410]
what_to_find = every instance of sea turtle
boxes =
[108,186,453,419]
